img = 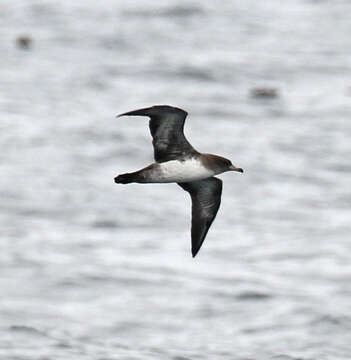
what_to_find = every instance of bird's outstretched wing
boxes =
[118,105,198,163]
[178,177,222,257]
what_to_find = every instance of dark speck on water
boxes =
[16,35,32,49]
[250,87,279,99]
[1,1,351,359]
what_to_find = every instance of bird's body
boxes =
[157,157,214,183]
[117,154,234,184]
[114,105,243,257]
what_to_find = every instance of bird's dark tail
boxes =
[114,172,138,184]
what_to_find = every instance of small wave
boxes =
[310,314,351,327]
[145,66,215,82]
[236,290,272,301]
[9,325,46,337]
[91,219,120,229]
[159,5,203,18]
[271,355,304,360]
[176,66,214,81]
[124,5,203,19]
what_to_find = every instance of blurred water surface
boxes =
[1,1,351,359]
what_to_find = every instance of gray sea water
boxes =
[1,1,351,359]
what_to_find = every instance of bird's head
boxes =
[218,157,244,173]
[203,154,243,174]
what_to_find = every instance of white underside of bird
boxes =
[155,158,215,183]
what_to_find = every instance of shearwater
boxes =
[114,105,243,257]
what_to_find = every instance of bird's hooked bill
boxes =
[229,165,244,173]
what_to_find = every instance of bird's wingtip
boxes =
[192,248,199,258]
[116,105,187,119]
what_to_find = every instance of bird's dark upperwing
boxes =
[118,105,198,163]
[178,177,222,257]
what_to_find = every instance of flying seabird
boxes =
[114,105,243,257]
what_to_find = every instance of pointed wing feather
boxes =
[178,177,222,257]
[118,105,198,163]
